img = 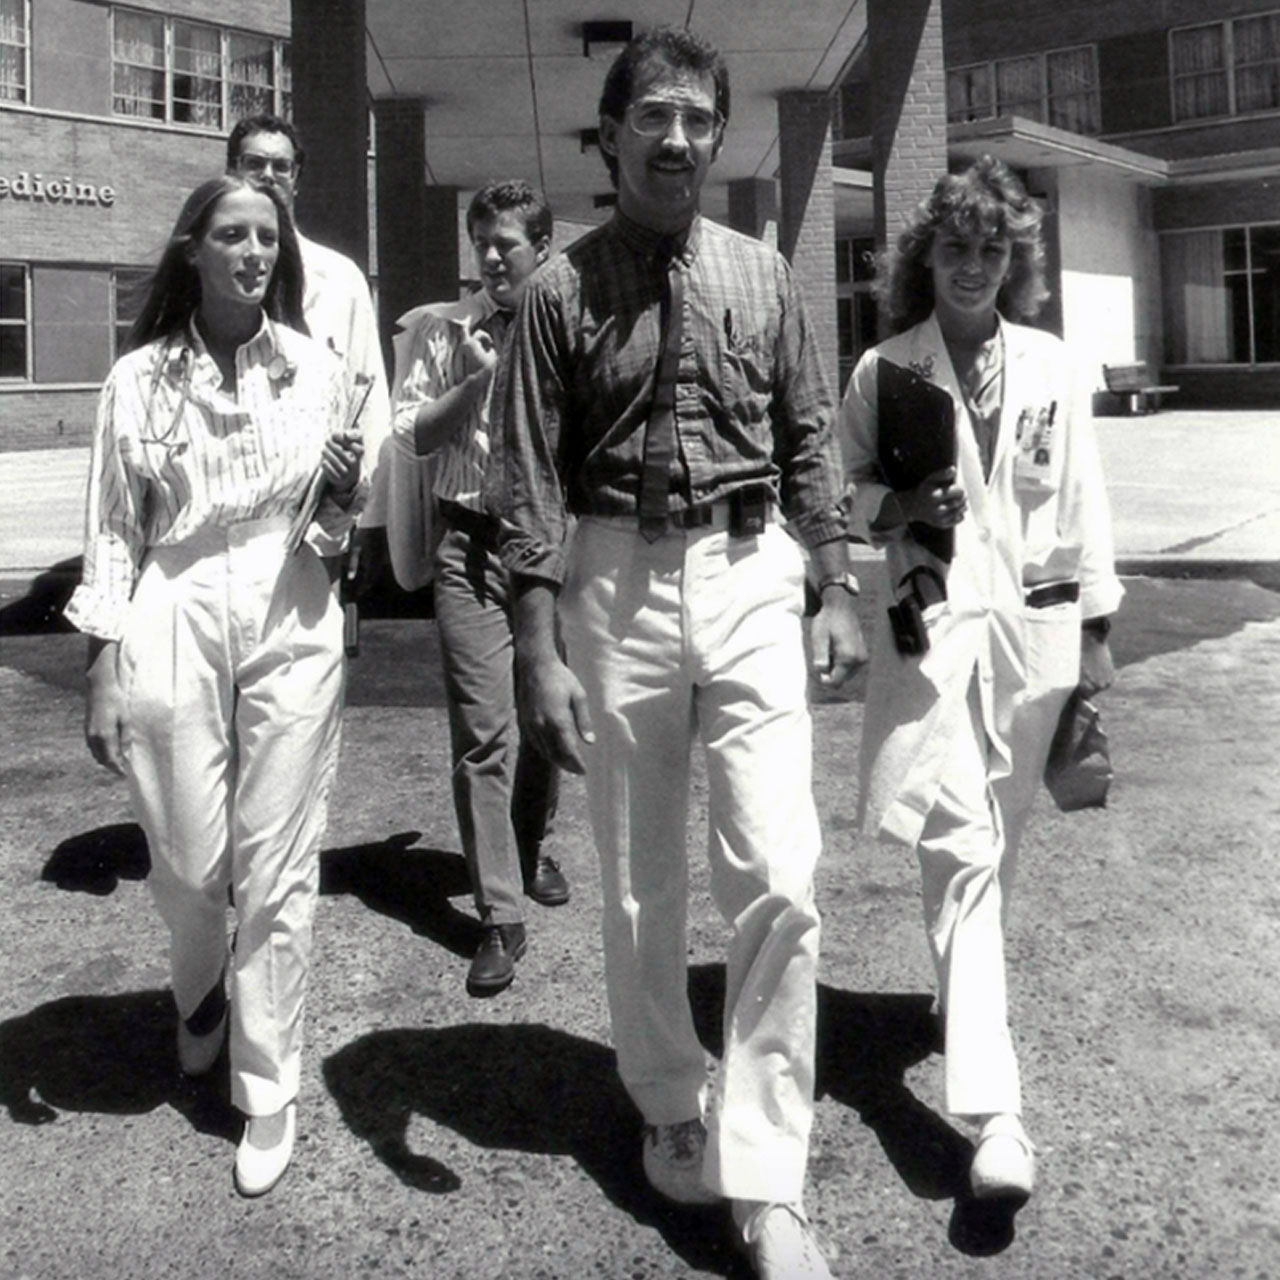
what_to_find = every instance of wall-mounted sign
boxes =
[0,172,116,207]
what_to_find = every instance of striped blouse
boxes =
[66,317,359,641]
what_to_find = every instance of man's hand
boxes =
[517,653,595,775]
[460,319,500,379]
[85,639,126,776]
[512,578,594,774]
[810,588,869,688]
[1078,630,1115,699]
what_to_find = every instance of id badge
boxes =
[1013,401,1058,491]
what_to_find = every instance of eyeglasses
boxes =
[238,154,297,179]
[625,101,722,143]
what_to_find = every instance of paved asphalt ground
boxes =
[1,410,1278,1278]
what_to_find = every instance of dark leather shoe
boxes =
[466,923,527,996]
[524,856,570,907]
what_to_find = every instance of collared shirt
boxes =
[486,211,844,584]
[947,329,1004,481]
[66,317,356,641]
[391,289,505,513]
[298,234,392,528]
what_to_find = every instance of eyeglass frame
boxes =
[623,100,724,143]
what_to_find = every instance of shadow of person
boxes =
[320,831,481,960]
[0,556,81,637]
[688,966,1022,1257]
[41,823,150,895]
[323,1022,743,1276]
[0,990,238,1141]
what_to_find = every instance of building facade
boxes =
[0,0,291,448]
[835,0,1280,406]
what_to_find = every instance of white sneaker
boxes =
[641,1118,719,1205]
[737,1202,834,1280]
[970,1113,1035,1203]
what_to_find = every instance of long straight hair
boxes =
[124,175,305,354]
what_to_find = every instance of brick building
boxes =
[834,0,1280,405]
[5,0,1278,452]
[0,0,293,448]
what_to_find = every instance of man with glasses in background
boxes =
[226,115,392,578]
[486,26,865,1280]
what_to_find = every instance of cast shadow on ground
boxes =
[0,989,239,1141]
[41,826,481,961]
[0,557,80,636]
[323,1019,748,1276]
[41,822,150,895]
[320,831,481,960]
[690,965,1025,1258]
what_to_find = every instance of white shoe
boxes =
[736,1202,834,1280]
[641,1118,720,1205]
[176,1005,227,1077]
[234,1103,296,1198]
[970,1113,1035,1203]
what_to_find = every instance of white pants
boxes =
[917,677,1023,1120]
[560,515,821,1203]
[120,517,344,1116]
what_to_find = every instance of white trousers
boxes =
[917,677,1024,1120]
[119,517,344,1116]
[560,516,821,1203]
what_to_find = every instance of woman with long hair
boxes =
[839,156,1122,1207]
[66,174,365,1196]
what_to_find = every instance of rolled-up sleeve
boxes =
[769,259,845,550]
[486,277,574,584]
[64,369,149,641]
[837,349,905,547]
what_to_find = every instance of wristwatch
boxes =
[817,571,861,598]
[1082,615,1112,639]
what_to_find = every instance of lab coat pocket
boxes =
[1022,604,1081,703]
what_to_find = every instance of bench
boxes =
[1102,362,1180,415]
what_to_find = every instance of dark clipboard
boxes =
[876,358,957,563]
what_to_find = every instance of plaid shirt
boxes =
[486,211,845,584]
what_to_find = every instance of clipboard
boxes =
[876,358,957,563]
[284,373,375,555]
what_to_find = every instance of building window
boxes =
[835,237,878,391]
[1173,12,1280,122]
[1,0,29,103]
[111,7,291,129]
[948,46,1100,135]
[112,268,151,360]
[1162,225,1280,366]
[0,263,29,379]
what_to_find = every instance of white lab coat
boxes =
[839,313,1124,851]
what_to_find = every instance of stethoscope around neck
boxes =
[138,332,298,448]
[139,339,195,449]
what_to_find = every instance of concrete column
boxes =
[727,176,778,247]
[777,90,837,395]
[373,98,461,358]
[290,0,369,269]
[869,0,948,294]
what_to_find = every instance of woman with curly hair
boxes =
[838,155,1122,1206]
[66,174,365,1197]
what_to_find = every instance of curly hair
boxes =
[125,176,305,353]
[597,25,730,187]
[466,179,553,245]
[876,155,1049,333]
